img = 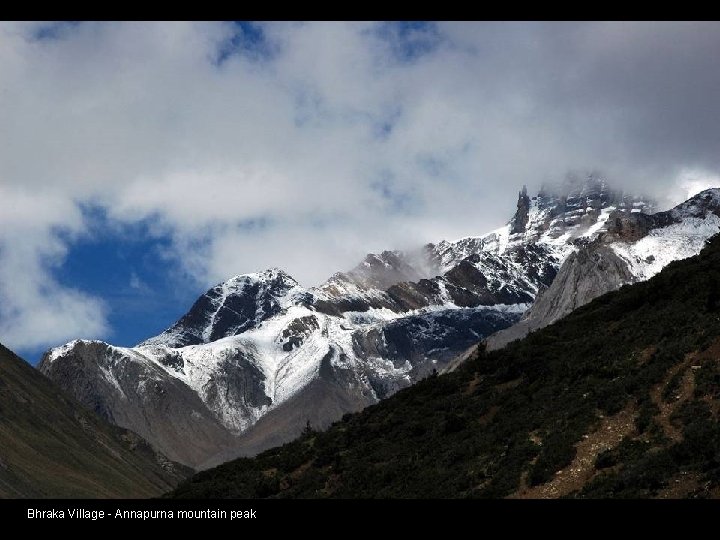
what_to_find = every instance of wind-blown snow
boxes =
[45,339,85,363]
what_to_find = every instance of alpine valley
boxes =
[39,177,720,470]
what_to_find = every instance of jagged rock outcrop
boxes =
[486,245,634,349]
[486,188,720,349]
[510,185,531,234]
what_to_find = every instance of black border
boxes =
[3,498,718,528]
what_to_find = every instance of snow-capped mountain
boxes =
[317,178,653,315]
[487,187,720,349]
[140,269,313,348]
[41,300,518,468]
[40,177,718,469]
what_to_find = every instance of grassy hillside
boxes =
[0,344,191,498]
[170,234,720,499]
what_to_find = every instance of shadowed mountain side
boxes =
[0,344,191,498]
[39,340,238,469]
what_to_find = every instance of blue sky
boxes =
[19,231,198,363]
[1,21,720,362]
[43,211,199,357]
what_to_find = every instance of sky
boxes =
[1,21,720,362]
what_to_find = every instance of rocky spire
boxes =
[510,184,531,234]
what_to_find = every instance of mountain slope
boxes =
[0,343,190,498]
[39,340,237,467]
[169,232,720,499]
[41,305,519,469]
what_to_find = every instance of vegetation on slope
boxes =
[170,235,720,498]
[0,344,191,498]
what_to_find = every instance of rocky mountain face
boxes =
[510,185,531,234]
[139,269,313,348]
[0,342,190,498]
[40,340,238,468]
[40,176,719,469]
[487,188,720,349]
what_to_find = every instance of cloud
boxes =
[674,168,720,202]
[0,185,108,350]
[1,21,720,350]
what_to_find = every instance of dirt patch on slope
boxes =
[511,404,636,499]
[650,354,696,443]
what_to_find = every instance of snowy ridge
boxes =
[611,214,720,281]
[608,189,720,282]
[318,177,660,319]
[45,339,90,364]
[433,192,627,272]
[670,188,720,219]
[139,268,309,348]
[123,299,526,434]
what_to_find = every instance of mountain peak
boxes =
[138,267,307,348]
[320,249,426,295]
[671,187,720,218]
[226,267,298,285]
[510,185,531,234]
